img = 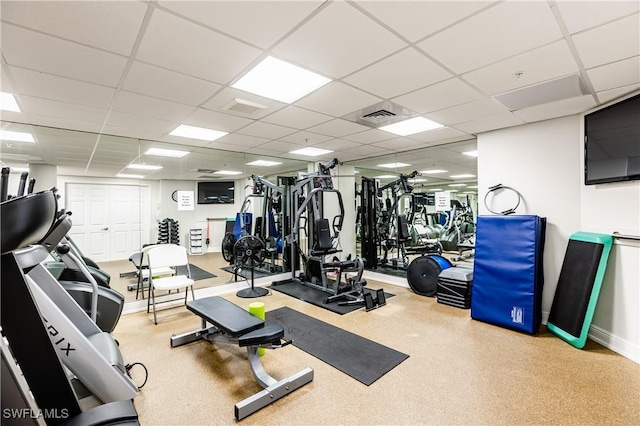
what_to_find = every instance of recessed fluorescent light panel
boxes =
[429,188,443,191]
[450,174,475,178]
[232,56,331,103]
[421,169,447,174]
[463,150,478,157]
[289,147,333,157]
[247,160,282,167]
[379,116,444,136]
[449,183,467,187]
[378,162,410,168]
[410,178,427,182]
[213,170,242,175]
[169,124,227,142]
[116,173,144,179]
[376,175,397,179]
[145,147,190,158]
[0,130,34,143]
[126,164,163,170]
[1,92,21,112]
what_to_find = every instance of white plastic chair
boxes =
[134,244,175,299]
[146,245,195,324]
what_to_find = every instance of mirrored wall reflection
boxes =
[0,121,479,304]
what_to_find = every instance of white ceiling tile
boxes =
[1,24,128,87]
[597,85,640,104]
[182,108,254,133]
[295,82,382,117]
[343,129,395,144]
[371,138,426,151]
[354,1,496,42]
[393,78,483,113]
[236,121,297,139]
[10,67,116,109]
[22,115,104,135]
[341,144,393,157]
[306,119,370,138]
[105,111,176,138]
[157,1,324,49]
[319,139,363,151]
[113,91,194,122]
[280,131,333,146]
[213,134,270,149]
[513,95,597,123]
[418,1,562,74]
[454,112,524,134]
[572,13,640,69]
[254,140,303,154]
[587,56,640,92]
[261,106,333,129]
[20,95,108,124]
[1,1,148,56]
[272,1,406,78]
[462,41,580,96]
[425,98,509,126]
[343,48,452,99]
[123,62,222,107]
[1,64,15,93]
[135,9,261,84]
[555,1,639,34]
[408,127,471,143]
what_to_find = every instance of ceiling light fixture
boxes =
[213,170,242,175]
[232,56,331,103]
[116,173,144,179]
[376,174,397,179]
[429,188,443,191]
[289,147,333,157]
[378,162,410,168]
[0,130,35,143]
[463,150,478,157]
[0,92,21,112]
[247,160,282,167]
[450,174,475,178]
[169,124,228,142]
[145,147,190,158]
[420,169,448,174]
[379,116,444,136]
[126,164,163,170]
[449,183,467,187]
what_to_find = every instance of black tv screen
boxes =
[197,181,235,204]
[585,93,640,185]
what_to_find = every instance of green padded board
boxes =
[547,232,613,349]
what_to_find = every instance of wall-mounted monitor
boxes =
[197,181,235,204]
[584,93,640,185]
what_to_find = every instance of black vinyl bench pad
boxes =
[186,296,264,338]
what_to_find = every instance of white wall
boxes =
[478,114,639,363]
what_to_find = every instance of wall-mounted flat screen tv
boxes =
[585,93,640,185]
[197,181,235,204]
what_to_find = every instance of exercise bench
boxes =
[170,296,314,420]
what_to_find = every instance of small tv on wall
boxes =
[197,181,235,204]
[584,93,640,185]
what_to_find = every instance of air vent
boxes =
[196,169,216,174]
[362,109,396,118]
[221,98,268,116]
[494,74,590,111]
[343,101,414,128]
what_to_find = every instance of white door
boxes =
[66,183,150,262]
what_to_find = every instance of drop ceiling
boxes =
[0,1,638,189]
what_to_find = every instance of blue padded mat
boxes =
[471,215,546,334]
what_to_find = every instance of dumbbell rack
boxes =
[158,218,179,244]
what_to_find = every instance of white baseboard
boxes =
[542,310,639,364]
[588,324,640,364]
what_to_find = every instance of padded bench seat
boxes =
[187,296,264,337]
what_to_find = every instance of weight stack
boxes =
[437,266,473,309]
